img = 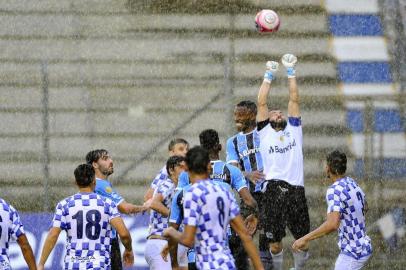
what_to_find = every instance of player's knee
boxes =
[269,242,282,254]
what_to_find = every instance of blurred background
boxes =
[0,0,405,269]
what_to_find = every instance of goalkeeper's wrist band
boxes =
[286,67,296,78]
[263,70,274,83]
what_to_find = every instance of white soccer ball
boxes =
[255,9,280,33]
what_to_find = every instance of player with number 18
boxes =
[38,164,134,270]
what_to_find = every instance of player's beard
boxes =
[101,167,114,176]
[270,119,287,130]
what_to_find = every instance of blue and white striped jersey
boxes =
[148,178,176,237]
[177,161,248,194]
[183,180,240,269]
[226,130,263,173]
[51,192,120,270]
[210,160,248,193]
[0,198,25,269]
[326,177,372,259]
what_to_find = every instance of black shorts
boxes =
[260,180,310,243]
[240,181,263,219]
[111,237,123,270]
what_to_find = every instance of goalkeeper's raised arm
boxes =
[257,60,279,122]
[281,54,300,117]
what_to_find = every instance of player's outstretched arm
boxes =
[230,215,264,270]
[292,211,340,251]
[110,217,134,267]
[281,54,300,117]
[117,201,147,215]
[38,227,62,270]
[146,193,170,217]
[257,61,278,122]
[17,234,36,270]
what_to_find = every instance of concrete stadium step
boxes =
[0,61,335,87]
[0,0,322,14]
[0,37,330,62]
[0,109,345,135]
[0,0,128,13]
[0,85,342,112]
[0,13,327,38]
[0,60,335,84]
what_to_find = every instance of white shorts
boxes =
[334,253,371,270]
[177,244,189,267]
[144,239,171,270]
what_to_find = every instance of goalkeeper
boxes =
[255,54,311,270]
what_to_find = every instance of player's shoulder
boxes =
[225,163,242,174]
[327,177,349,194]
[0,198,17,214]
[226,133,238,142]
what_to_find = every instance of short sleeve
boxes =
[95,180,124,205]
[9,206,25,239]
[326,186,342,213]
[226,136,239,164]
[288,117,301,127]
[52,202,67,230]
[151,168,167,189]
[228,165,248,192]
[157,181,173,199]
[107,200,121,221]
[183,189,201,227]
[228,192,240,220]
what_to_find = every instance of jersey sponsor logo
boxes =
[69,255,97,263]
[238,147,260,158]
[210,173,227,180]
[269,139,296,154]
[105,187,112,193]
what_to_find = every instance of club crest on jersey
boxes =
[105,186,112,193]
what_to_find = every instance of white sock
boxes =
[270,249,283,270]
[293,250,309,270]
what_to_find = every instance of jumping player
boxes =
[256,54,310,270]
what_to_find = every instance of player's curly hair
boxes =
[326,150,347,175]
[74,164,95,187]
[185,146,210,175]
[199,129,220,151]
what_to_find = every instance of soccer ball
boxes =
[255,9,280,33]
